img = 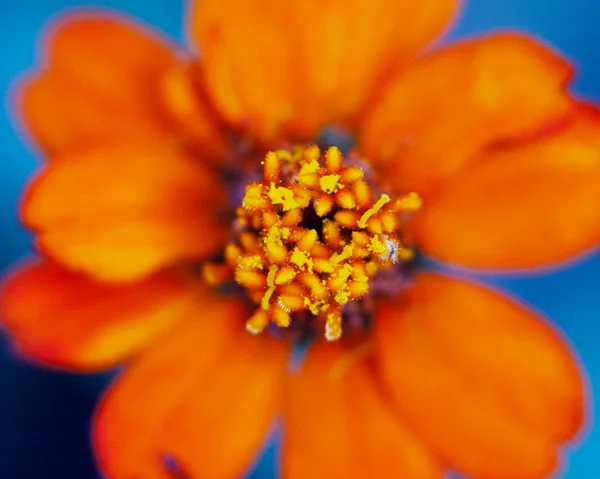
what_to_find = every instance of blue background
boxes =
[1,1,599,477]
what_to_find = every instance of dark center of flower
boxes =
[203,145,420,340]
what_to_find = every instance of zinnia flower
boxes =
[1,0,596,477]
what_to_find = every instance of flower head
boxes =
[208,144,420,340]
[1,1,596,478]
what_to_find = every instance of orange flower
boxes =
[1,1,595,478]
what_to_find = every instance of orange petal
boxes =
[189,0,460,145]
[94,298,289,479]
[360,33,573,196]
[23,144,228,282]
[375,273,586,479]
[20,14,228,159]
[283,340,442,479]
[415,104,600,269]
[0,260,197,370]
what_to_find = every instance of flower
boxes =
[1,0,596,478]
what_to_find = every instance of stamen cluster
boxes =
[204,146,420,340]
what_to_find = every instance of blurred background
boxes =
[1,1,599,477]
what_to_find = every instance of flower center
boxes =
[203,145,420,340]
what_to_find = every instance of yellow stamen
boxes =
[260,265,279,310]
[354,180,372,208]
[325,307,343,341]
[322,220,341,248]
[269,185,299,211]
[278,294,305,312]
[299,159,320,175]
[243,183,269,210]
[206,145,420,340]
[202,263,233,285]
[320,174,342,194]
[394,191,422,211]
[336,189,356,209]
[224,244,242,266]
[334,210,360,229]
[272,305,291,327]
[369,235,388,256]
[341,165,364,183]
[298,229,318,251]
[263,151,280,183]
[238,255,264,270]
[265,239,288,264]
[358,194,390,228]
[314,195,335,217]
[275,265,297,285]
[290,248,313,272]
[246,309,269,334]
[325,146,343,173]
[235,269,265,289]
